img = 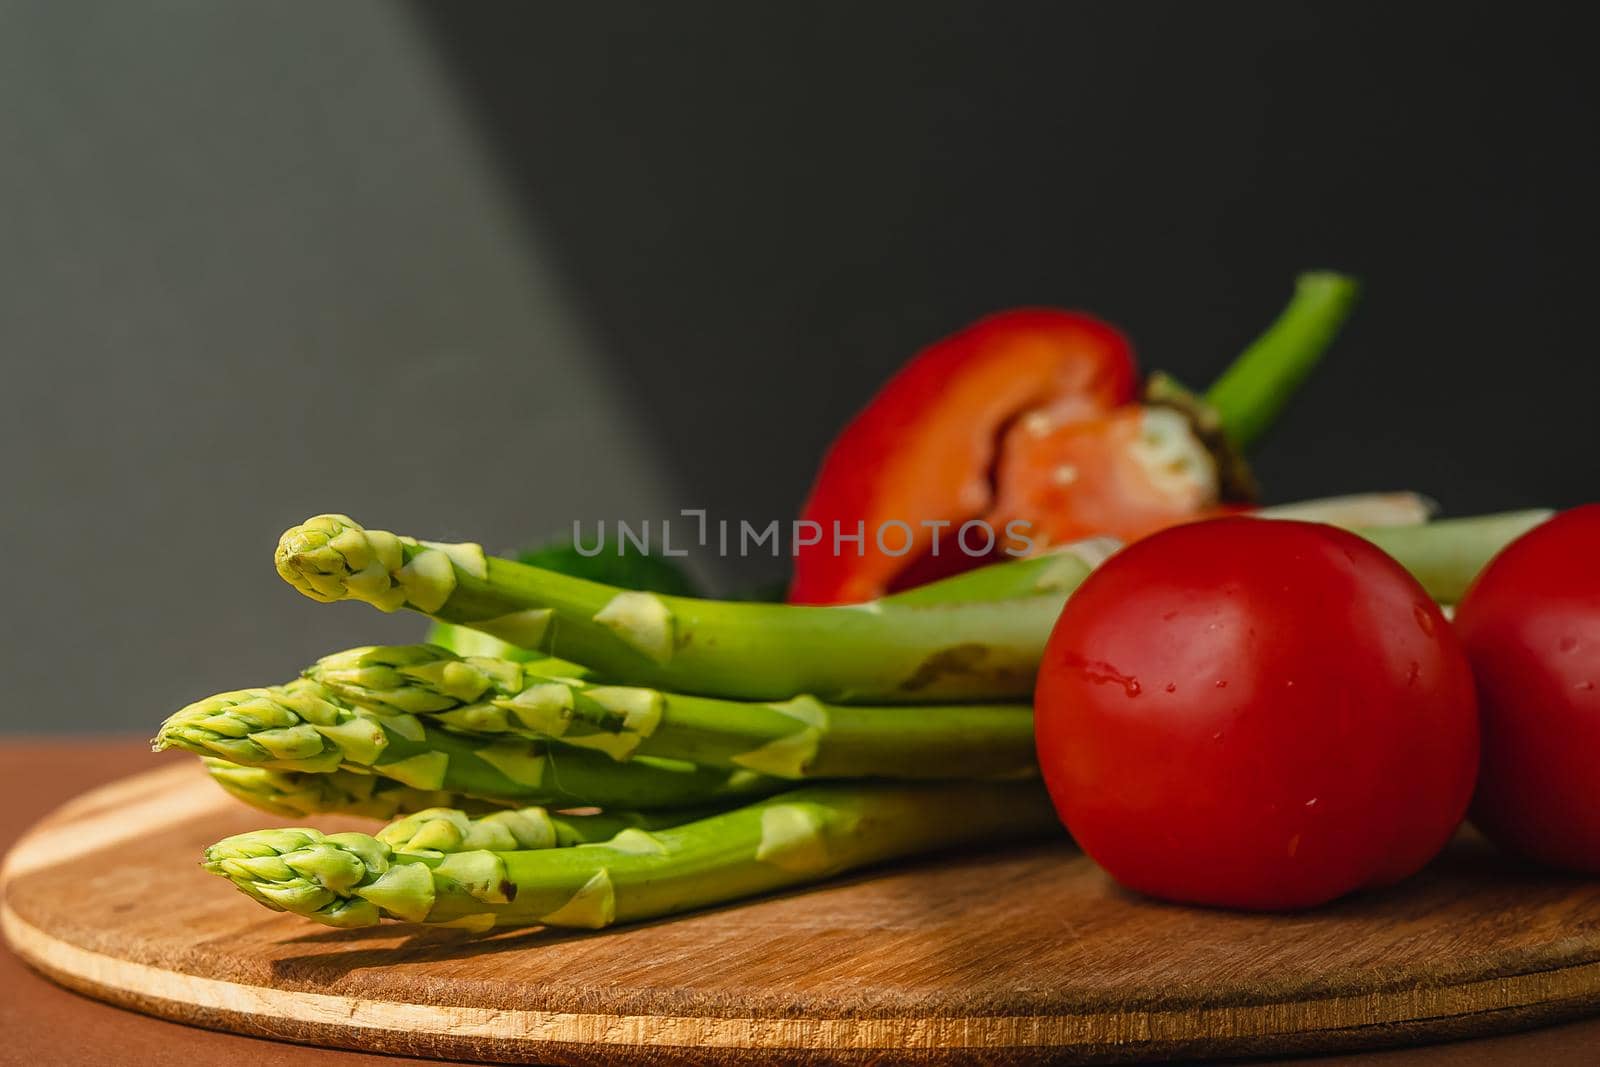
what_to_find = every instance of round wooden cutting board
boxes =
[5,762,1600,1064]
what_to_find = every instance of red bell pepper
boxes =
[789,274,1357,605]
[788,310,1138,604]
[984,404,1248,551]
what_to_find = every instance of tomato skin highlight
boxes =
[1034,518,1478,911]
[1455,506,1600,873]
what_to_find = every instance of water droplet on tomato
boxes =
[1413,604,1435,636]
[1406,661,1422,685]
[1304,797,1319,807]
[1211,731,1224,742]
[1161,610,1177,622]
[1062,654,1142,698]
[1577,681,1595,691]
[1561,636,1579,653]
[1164,682,1177,693]
[1214,679,1228,689]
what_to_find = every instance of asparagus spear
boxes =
[1357,509,1551,603]
[275,509,1541,703]
[377,804,721,853]
[1256,491,1436,528]
[877,537,1115,606]
[201,758,714,833]
[870,508,1546,610]
[157,680,783,809]
[880,493,1436,607]
[424,496,1427,652]
[203,780,1061,930]
[201,756,513,819]
[425,620,594,669]
[306,644,1037,779]
[276,514,1064,702]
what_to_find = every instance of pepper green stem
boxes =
[1205,271,1361,451]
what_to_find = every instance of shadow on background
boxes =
[413,0,1597,590]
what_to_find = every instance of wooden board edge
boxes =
[9,892,1600,1065]
[0,762,224,887]
[10,768,1600,1062]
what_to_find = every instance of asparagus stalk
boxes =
[201,758,715,833]
[1357,509,1551,603]
[377,804,721,853]
[878,538,1115,606]
[157,680,783,809]
[201,756,514,819]
[869,508,1543,610]
[306,644,1037,780]
[274,510,1540,703]
[203,780,1061,930]
[1256,491,1435,528]
[276,514,1063,702]
[425,620,589,668]
[880,492,1436,607]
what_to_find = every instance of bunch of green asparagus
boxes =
[153,505,1547,933]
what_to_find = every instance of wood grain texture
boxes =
[5,762,1600,1065]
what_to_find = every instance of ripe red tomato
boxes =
[1454,506,1600,872]
[1035,517,1478,910]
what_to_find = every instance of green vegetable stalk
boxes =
[855,508,1546,610]
[307,644,1037,780]
[204,758,720,832]
[201,756,513,819]
[880,492,1436,607]
[157,680,783,809]
[376,804,720,853]
[426,622,597,669]
[1357,510,1551,603]
[275,514,1066,703]
[1206,272,1362,451]
[203,780,1061,930]
[272,510,1542,704]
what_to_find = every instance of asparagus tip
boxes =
[202,826,410,928]
[274,513,381,605]
[275,514,473,614]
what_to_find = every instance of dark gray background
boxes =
[2,1,1594,733]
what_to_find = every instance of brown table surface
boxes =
[3,741,1598,1067]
